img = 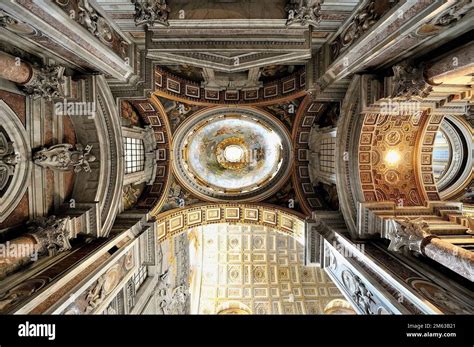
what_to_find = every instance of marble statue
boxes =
[33,143,96,173]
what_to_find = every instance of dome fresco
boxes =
[173,107,293,201]
[186,117,282,190]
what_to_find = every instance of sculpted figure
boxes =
[33,144,95,173]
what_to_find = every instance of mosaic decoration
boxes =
[185,117,281,191]
[264,180,303,214]
[262,97,304,130]
[160,177,201,213]
[154,96,204,133]
[122,183,145,210]
[120,101,142,127]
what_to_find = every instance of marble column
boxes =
[0,216,71,280]
[0,51,32,84]
[0,51,64,99]
[388,219,474,281]
[425,42,474,84]
[424,239,474,282]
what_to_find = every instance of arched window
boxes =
[433,116,473,199]
[121,126,158,187]
[124,137,145,174]
[432,130,451,182]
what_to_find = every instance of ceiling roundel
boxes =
[172,107,293,202]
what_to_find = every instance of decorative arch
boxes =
[123,95,172,216]
[337,73,473,236]
[0,100,31,222]
[68,75,125,237]
[291,94,324,216]
[155,203,306,244]
[429,116,473,200]
[216,301,252,314]
[358,109,430,206]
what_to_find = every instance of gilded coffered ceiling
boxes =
[188,223,343,314]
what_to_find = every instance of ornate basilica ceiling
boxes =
[0,0,472,321]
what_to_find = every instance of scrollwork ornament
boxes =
[285,0,323,28]
[77,0,113,44]
[0,10,17,28]
[27,216,71,256]
[387,218,434,254]
[22,65,65,100]
[431,0,474,27]
[331,0,379,58]
[132,0,170,27]
[390,62,437,100]
[0,133,19,191]
[33,143,96,173]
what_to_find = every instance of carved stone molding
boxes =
[0,132,19,192]
[77,0,114,45]
[40,0,129,62]
[346,271,377,315]
[466,105,474,128]
[285,0,323,28]
[324,240,396,314]
[132,0,170,27]
[153,66,307,105]
[124,98,171,215]
[60,248,135,314]
[155,203,306,242]
[0,101,31,223]
[156,270,189,314]
[22,65,65,100]
[390,62,435,99]
[0,10,17,27]
[331,0,380,58]
[425,0,474,30]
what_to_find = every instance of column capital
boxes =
[27,216,72,256]
[387,218,435,254]
[390,61,436,99]
[22,64,65,100]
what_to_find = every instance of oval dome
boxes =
[172,107,293,201]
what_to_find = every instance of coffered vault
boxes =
[0,0,472,316]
